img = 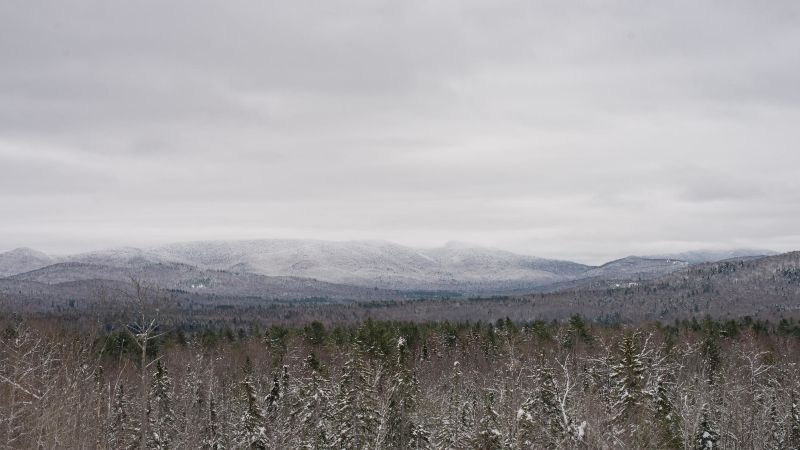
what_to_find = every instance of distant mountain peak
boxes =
[442,240,482,249]
[0,247,54,277]
[3,247,50,257]
[643,248,777,264]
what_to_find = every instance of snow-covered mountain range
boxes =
[0,240,778,297]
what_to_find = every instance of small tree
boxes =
[235,360,268,449]
[122,278,169,450]
[471,391,503,450]
[787,390,800,449]
[653,375,682,449]
[695,404,719,450]
[147,360,175,449]
[610,332,646,421]
[382,337,429,449]
[109,383,135,449]
[332,351,380,449]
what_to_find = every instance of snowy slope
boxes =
[149,239,593,290]
[3,240,778,295]
[0,248,54,277]
[644,249,777,264]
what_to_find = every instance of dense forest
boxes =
[2,297,800,449]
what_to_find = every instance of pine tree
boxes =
[535,365,568,448]
[609,332,646,421]
[653,376,682,449]
[431,360,469,448]
[332,353,380,449]
[513,360,583,449]
[265,372,281,412]
[514,396,538,449]
[109,383,135,450]
[290,354,333,449]
[701,319,721,385]
[471,391,503,450]
[147,360,176,449]
[235,361,268,449]
[695,404,719,450]
[383,337,430,449]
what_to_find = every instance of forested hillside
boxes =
[1,316,799,449]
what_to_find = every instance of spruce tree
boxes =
[653,376,682,449]
[235,360,268,449]
[513,364,568,449]
[695,404,719,450]
[332,353,380,449]
[291,353,333,449]
[265,372,281,412]
[701,319,721,385]
[610,331,645,422]
[383,337,430,449]
[147,360,176,450]
[109,383,135,450]
[471,391,503,450]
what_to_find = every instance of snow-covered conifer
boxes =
[382,337,430,449]
[695,404,719,450]
[109,383,135,449]
[610,332,646,421]
[332,352,380,449]
[235,361,268,449]
[147,360,175,449]
[653,375,682,449]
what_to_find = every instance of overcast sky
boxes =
[1,0,799,264]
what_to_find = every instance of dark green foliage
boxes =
[564,314,593,348]
[303,321,327,346]
[3,315,800,449]
[610,331,645,420]
[700,318,722,384]
[695,404,719,450]
[653,376,683,449]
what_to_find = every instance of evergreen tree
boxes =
[235,361,268,449]
[514,396,538,449]
[609,331,646,422]
[514,364,570,449]
[701,319,721,385]
[109,383,136,450]
[265,371,281,412]
[290,354,333,449]
[147,360,176,449]
[332,353,380,449]
[383,337,430,449]
[471,391,503,450]
[653,375,682,449]
[431,360,470,448]
[695,404,719,450]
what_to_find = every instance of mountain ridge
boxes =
[0,240,780,296]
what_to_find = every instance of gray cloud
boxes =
[1,0,799,263]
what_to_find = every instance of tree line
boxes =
[2,310,800,449]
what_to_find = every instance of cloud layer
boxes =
[2,0,799,263]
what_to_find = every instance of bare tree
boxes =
[121,277,169,450]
